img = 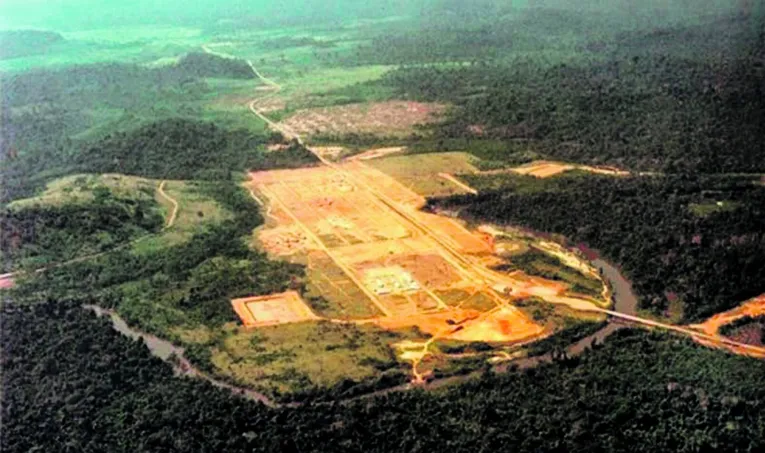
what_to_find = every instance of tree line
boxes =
[3,298,764,452]
[430,174,765,321]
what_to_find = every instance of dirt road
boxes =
[157,180,178,229]
[438,173,478,194]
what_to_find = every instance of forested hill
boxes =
[3,299,764,452]
[0,55,251,109]
[175,51,255,79]
[72,119,317,180]
[0,30,64,60]
[1,186,163,272]
[73,119,266,180]
[0,115,318,202]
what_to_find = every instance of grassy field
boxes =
[274,65,395,108]
[460,291,498,312]
[367,152,479,197]
[688,201,742,218]
[207,320,419,396]
[460,172,557,194]
[496,247,604,299]
[8,174,157,209]
[132,180,233,254]
[514,297,606,331]
[0,26,206,72]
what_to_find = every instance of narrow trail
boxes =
[438,172,478,195]
[157,180,179,229]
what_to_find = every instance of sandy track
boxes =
[157,180,179,229]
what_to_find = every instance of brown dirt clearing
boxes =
[242,162,615,377]
[504,160,631,179]
[280,101,446,137]
[231,291,320,328]
[349,147,407,161]
[692,294,765,337]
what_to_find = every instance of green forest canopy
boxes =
[2,300,764,452]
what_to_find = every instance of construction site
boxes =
[231,291,321,328]
[240,158,609,358]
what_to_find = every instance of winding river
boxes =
[82,251,642,407]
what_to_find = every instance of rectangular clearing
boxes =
[231,291,319,327]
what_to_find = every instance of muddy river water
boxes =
[82,253,641,407]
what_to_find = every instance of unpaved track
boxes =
[438,173,478,194]
[157,180,179,229]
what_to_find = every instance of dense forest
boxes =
[1,53,250,112]
[720,315,765,344]
[175,51,255,79]
[1,114,316,202]
[72,118,316,180]
[3,300,764,452]
[74,119,269,180]
[382,55,764,172]
[327,12,765,173]
[431,174,765,321]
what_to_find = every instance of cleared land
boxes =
[349,146,407,161]
[133,181,233,253]
[507,160,631,179]
[231,291,320,327]
[280,101,446,137]
[246,161,608,358]
[691,294,765,357]
[210,321,418,396]
[311,146,346,160]
[366,152,480,198]
[8,173,157,209]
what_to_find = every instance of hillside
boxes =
[0,30,64,60]
[175,51,255,79]
[1,176,163,272]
